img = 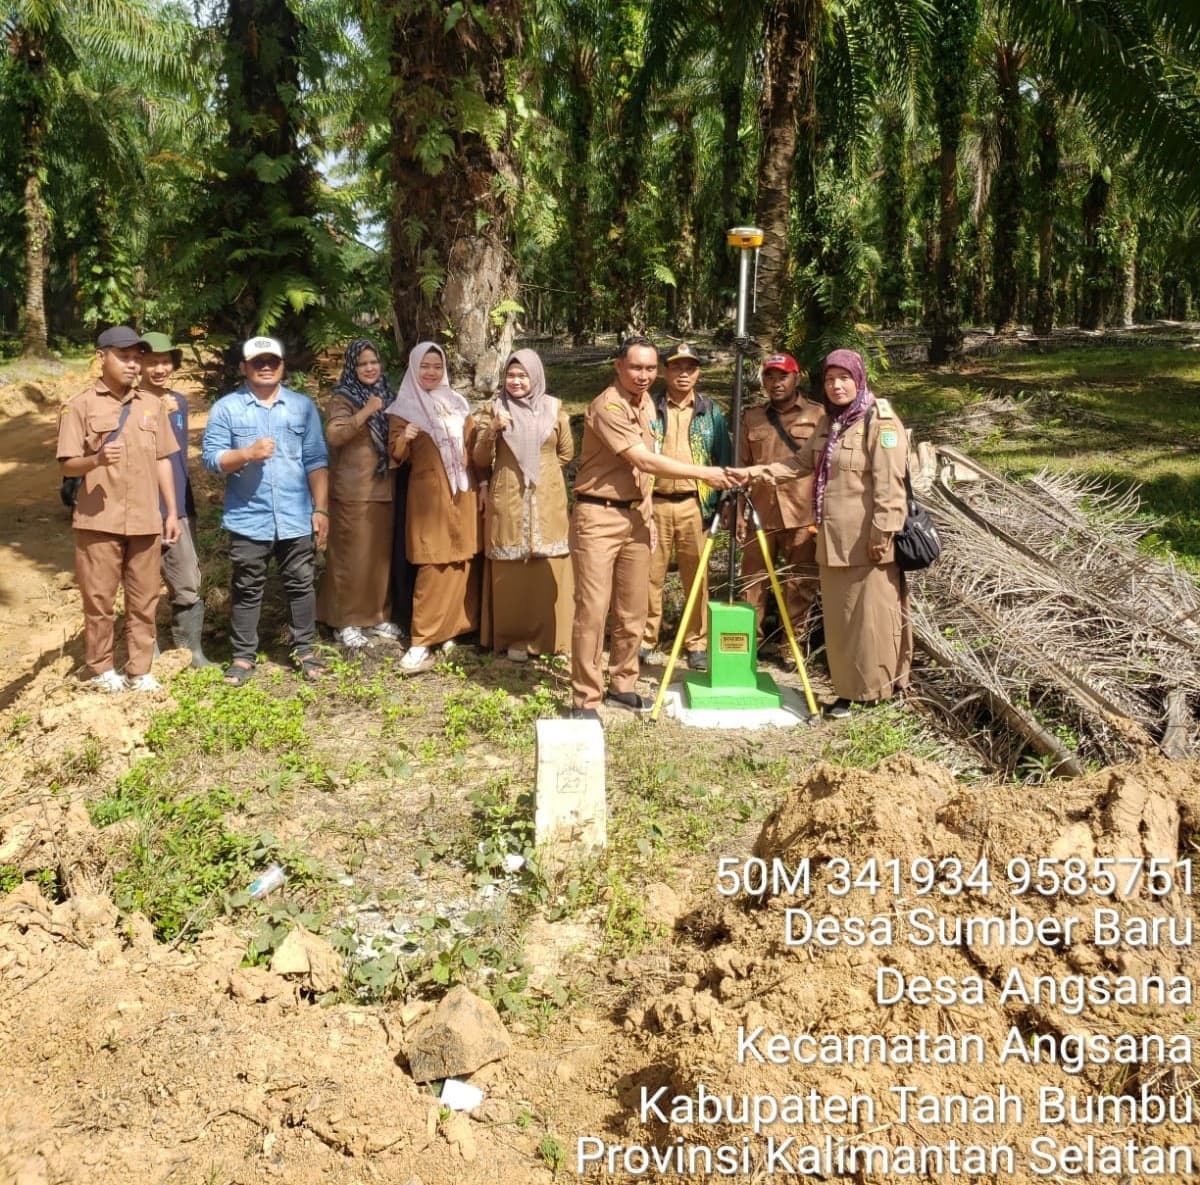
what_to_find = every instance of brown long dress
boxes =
[760,399,912,701]
[387,415,481,647]
[473,409,574,655]
[317,393,395,628]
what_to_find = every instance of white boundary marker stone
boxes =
[534,718,606,853]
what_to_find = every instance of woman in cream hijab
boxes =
[473,349,575,660]
[386,342,481,674]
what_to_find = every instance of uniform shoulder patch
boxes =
[604,402,624,412]
[874,397,894,418]
[880,428,899,449]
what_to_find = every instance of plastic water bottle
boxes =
[248,863,286,899]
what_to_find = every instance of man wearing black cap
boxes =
[737,352,824,659]
[56,326,181,692]
[641,343,731,671]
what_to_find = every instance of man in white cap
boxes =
[56,326,181,692]
[202,336,329,683]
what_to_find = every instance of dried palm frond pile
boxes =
[907,447,1200,776]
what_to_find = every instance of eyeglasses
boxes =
[249,356,282,369]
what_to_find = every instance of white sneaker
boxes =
[337,625,371,649]
[399,645,435,674]
[125,673,161,692]
[441,639,456,654]
[89,669,126,693]
[369,622,404,640]
[506,647,530,663]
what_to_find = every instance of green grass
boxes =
[887,344,1200,565]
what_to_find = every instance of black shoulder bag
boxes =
[61,400,134,509]
[894,468,942,571]
[865,406,942,572]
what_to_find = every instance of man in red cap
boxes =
[56,326,181,691]
[736,352,824,661]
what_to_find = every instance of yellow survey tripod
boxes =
[648,224,819,723]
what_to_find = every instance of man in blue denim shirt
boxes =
[202,336,329,682]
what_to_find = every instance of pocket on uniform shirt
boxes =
[232,427,258,448]
[837,435,868,472]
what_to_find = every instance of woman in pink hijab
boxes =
[386,342,481,674]
[473,349,575,660]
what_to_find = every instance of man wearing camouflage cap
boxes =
[641,342,731,672]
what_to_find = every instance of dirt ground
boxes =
[2,363,1198,1185]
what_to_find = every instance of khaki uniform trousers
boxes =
[75,529,162,676]
[570,501,650,709]
[643,495,707,653]
[740,526,819,645]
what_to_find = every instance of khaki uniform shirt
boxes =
[654,392,696,495]
[388,415,480,564]
[325,393,394,502]
[573,385,655,506]
[759,399,908,567]
[57,381,178,536]
[739,396,824,529]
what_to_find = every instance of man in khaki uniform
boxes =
[569,336,734,720]
[737,352,824,660]
[641,342,731,671]
[57,326,181,692]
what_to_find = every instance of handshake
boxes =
[699,466,764,490]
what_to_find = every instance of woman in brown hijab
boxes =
[473,349,575,660]
[386,342,481,674]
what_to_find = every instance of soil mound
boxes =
[621,756,1200,1181]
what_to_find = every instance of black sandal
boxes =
[223,659,256,685]
[293,651,328,680]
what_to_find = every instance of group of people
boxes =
[56,325,911,720]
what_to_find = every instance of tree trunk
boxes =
[1080,171,1111,331]
[565,56,595,346]
[15,30,50,358]
[926,0,980,363]
[990,41,1023,336]
[753,0,817,341]
[22,170,51,358]
[389,1,522,391]
[217,0,319,368]
[878,102,910,328]
[1119,221,1137,327]
[1032,87,1059,336]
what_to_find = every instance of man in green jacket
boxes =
[641,343,731,672]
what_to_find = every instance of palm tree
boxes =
[3,0,191,356]
[386,0,522,388]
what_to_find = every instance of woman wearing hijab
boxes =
[386,342,481,674]
[473,349,575,660]
[734,349,911,716]
[317,338,402,648]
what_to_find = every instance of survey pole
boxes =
[725,225,763,598]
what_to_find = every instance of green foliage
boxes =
[441,682,561,754]
[143,669,308,757]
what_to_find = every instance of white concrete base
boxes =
[534,717,606,852]
[657,683,817,729]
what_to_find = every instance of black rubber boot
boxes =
[171,601,217,668]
